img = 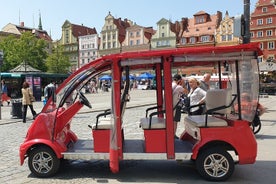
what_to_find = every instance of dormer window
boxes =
[262,7,267,13]
[195,16,205,24]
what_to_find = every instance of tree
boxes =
[46,45,71,73]
[0,32,48,72]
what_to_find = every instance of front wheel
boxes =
[28,146,60,178]
[196,147,234,181]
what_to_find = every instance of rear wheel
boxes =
[196,147,234,181]
[28,146,60,178]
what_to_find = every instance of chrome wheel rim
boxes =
[32,151,53,174]
[203,153,229,178]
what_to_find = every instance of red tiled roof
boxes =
[16,25,52,41]
[182,12,221,37]
[194,11,207,16]
[71,24,97,38]
[113,18,131,43]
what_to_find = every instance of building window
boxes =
[268,42,275,49]
[250,32,254,38]
[201,35,210,42]
[267,17,273,24]
[136,40,140,45]
[267,30,273,36]
[65,30,69,44]
[181,38,186,44]
[190,37,195,44]
[195,16,204,24]
[136,31,140,37]
[161,33,165,37]
[227,34,233,41]
[259,42,263,50]
[257,19,263,25]
[113,42,116,48]
[130,40,133,46]
[257,31,263,37]
[108,42,111,49]
[221,35,226,41]
[262,7,267,13]
[130,32,133,37]
[112,34,116,39]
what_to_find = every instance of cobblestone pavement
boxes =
[0,90,275,184]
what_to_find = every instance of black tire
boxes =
[196,147,234,181]
[28,146,60,178]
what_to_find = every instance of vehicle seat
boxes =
[92,93,129,130]
[184,88,233,128]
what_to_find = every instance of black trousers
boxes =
[22,104,36,122]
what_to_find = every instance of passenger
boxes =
[199,73,211,91]
[172,74,187,139]
[188,78,206,115]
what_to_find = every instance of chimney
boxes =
[20,22,24,27]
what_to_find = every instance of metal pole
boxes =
[243,0,251,44]
[0,51,3,120]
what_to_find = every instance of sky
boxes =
[0,0,258,41]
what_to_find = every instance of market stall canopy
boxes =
[137,72,154,80]
[9,62,41,73]
[99,75,112,81]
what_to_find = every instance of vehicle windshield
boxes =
[42,58,110,113]
[233,58,259,122]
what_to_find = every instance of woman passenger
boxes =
[188,78,206,115]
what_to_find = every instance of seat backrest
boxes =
[205,88,232,114]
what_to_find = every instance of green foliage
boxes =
[46,45,71,73]
[0,32,48,72]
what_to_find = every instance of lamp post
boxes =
[0,50,3,120]
[243,0,251,44]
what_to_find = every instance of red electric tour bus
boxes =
[20,43,262,181]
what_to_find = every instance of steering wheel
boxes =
[78,91,92,108]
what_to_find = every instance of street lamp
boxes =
[243,0,251,44]
[0,50,3,120]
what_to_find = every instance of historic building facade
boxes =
[99,12,132,56]
[122,24,155,52]
[178,11,222,48]
[151,18,180,50]
[57,20,97,71]
[215,11,241,46]
[250,0,276,71]
[78,34,99,69]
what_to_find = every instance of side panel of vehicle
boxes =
[191,120,257,164]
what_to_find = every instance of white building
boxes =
[78,34,99,68]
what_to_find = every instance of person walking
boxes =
[1,79,10,106]
[44,81,56,102]
[21,82,36,123]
